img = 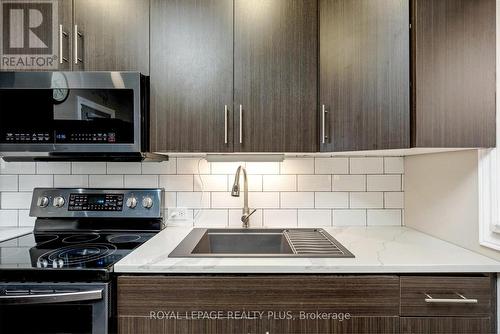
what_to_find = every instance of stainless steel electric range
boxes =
[0,188,164,334]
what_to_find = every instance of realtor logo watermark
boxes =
[0,0,58,69]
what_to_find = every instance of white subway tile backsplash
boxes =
[229,209,263,227]
[263,175,296,191]
[315,158,349,174]
[107,162,141,174]
[367,209,402,226]
[177,192,210,208]
[228,174,262,191]
[54,175,89,188]
[88,175,121,188]
[246,162,280,175]
[281,192,314,208]
[263,209,297,227]
[367,175,401,191]
[211,192,243,209]
[194,175,227,191]
[36,162,70,174]
[0,156,404,228]
[142,160,176,175]
[248,192,280,209]
[72,162,106,175]
[333,210,366,226]
[0,175,18,191]
[384,157,404,174]
[315,192,349,209]
[298,209,331,227]
[176,158,210,174]
[384,192,404,209]
[0,161,35,174]
[160,175,193,191]
[350,192,384,208]
[350,157,383,174]
[0,210,18,227]
[194,210,228,227]
[280,158,314,174]
[19,175,53,191]
[124,175,159,188]
[18,210,35,227]
[1,192,32,209]
[164,192,177,208]
[298,175,331,191]
[332,175,366,192]
[211,162,244,174]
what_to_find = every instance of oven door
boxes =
[0,282,110,334]
[0,72,145,155]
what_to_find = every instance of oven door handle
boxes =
[0,289,103,305]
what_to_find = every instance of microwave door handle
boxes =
[0,289,103,305]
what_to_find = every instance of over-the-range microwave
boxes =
[0,71,166,162]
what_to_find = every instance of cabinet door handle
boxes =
[58,25,68,64]
[224,105,228,144]
[322,104,328,144]
[424,293,478,304]
[74,25,83,64]
[239,104,243,144]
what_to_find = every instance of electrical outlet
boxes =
[168,207,189,221]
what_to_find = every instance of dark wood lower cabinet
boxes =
[119,317,400,334]
[117,275,495,334]
[400,317,491,334]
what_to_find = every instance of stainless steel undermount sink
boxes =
[169,228,354,258]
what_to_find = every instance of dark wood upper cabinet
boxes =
[73,0,149,74]
[320,0,410,152]
[150,0,233,152]
[412,0,496,148]
[234,0,318,152]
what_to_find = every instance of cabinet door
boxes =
[73,0,149,74]
[400,317,491,334]
[234,0,318,152]
[150,0,233,152]
[319,0,410,152]
[0,0,72,71]
[118,275,400,334]
[412,0,496,147]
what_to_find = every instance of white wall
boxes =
[405,150,500,261]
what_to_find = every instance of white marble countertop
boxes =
[114,226,500,273]
[0,227,32,243]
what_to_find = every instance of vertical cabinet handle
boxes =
[58,25,68,64]
[239,105,243,144]
[74,25,83,64]
[322,104,328,144]
[224,105,228,144]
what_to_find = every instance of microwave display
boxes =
[0,89,134,144]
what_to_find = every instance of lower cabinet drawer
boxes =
[400,317,491,334]
[118,275,401,333]
[400,276,493,317]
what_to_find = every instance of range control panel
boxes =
[30,188,164,219]
[68,193,124,211]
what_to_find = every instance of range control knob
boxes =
[53,196,65,208]
[37,259,48,268]
[37,196,49,208]
[52,259,64,268]
[142,197,154,209]
[126,197,138,209]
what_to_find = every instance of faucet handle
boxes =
[241,209,257,227]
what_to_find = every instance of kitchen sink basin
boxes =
[169,228,354,258]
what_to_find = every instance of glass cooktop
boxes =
[0,232,155,270]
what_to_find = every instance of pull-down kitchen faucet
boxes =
[231,166,256,228]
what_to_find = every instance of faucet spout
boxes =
[231,165,254,228]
